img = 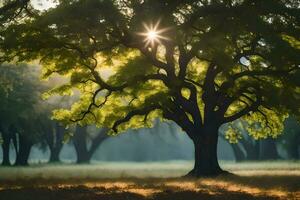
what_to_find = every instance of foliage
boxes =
[0,63,40,126]
[0,0,30,24]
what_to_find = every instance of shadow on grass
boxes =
[0,173,299,200]
[0,185,280,200]
[216,175,300,192]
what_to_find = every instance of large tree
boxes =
[1,0,300,176]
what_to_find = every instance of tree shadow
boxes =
[0,184,282,200]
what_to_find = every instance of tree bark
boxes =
[76,151,92,164]
[49,148,60,162]
[73,126,108,164]
[259,138,280,160]
[289,143,299,159]
[220,134,245,162]
[1,134,10,166]
[1,126,14,166]
[73,126,89,163]
[186,127,227,177]
[240,139,260,160]
[48,123,64,163]
[231,143,245,162]
[15,134,32,166]
[288,133,299,159]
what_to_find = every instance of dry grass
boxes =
[0,161,299,200]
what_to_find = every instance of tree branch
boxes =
[232,67,298,80]
[223,95,262,123]
[112,104,161,132]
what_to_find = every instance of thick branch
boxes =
[178,44,193,79]
[162,99,197,139]
[139,47,172,74]
[223,95,262,123]
[112,105,161,132]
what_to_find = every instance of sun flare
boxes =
[138,20,170,47]
[147,31,158,40]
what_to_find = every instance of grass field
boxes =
[0,161,299,200]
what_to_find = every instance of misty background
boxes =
[1,121,298,164]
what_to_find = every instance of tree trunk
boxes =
[1,135,10,166]
[1,126,13,166]
[220,134,245,162]
[289,144,299,159]
[231,143,245,162]
[48,123,64,163]
[88,128,108,158]
[15,134,32,166]
[240,139,260,160]
[49,148,60,162]
[289,142,299,159]
[73,126,90,164]
[73,126,108,164]
[259,138,279,160]
[288,133,299,159]
[76,151,92,164]
[186,127,226,177]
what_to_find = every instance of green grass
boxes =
[0,161,299,200]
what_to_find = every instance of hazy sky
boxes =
[31,0,58,11]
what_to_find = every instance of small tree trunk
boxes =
[76,152,92,164]
[1,128,12,166]
[49,148,60,162]
[88,128,109,158]
[48,123,64,163]
[241,139,260,160]
[288,133,299,159]
[231,144,245,162]
[259,138,279,160]
[73,126,90,164]
[15,134,32,166]
[73,126,108,164]
[220,134,245,162]
[289,142,299,159]
[1,136,10,166]
[187,127,226,177]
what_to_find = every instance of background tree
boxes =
[279,117,300,159]
[0,63,41,165]
[14,117,44,166]
[1,0,300,176]
[73,126,108,163]
[40,119,65,163]
[0,63,65,165]
[221,121,280,161]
